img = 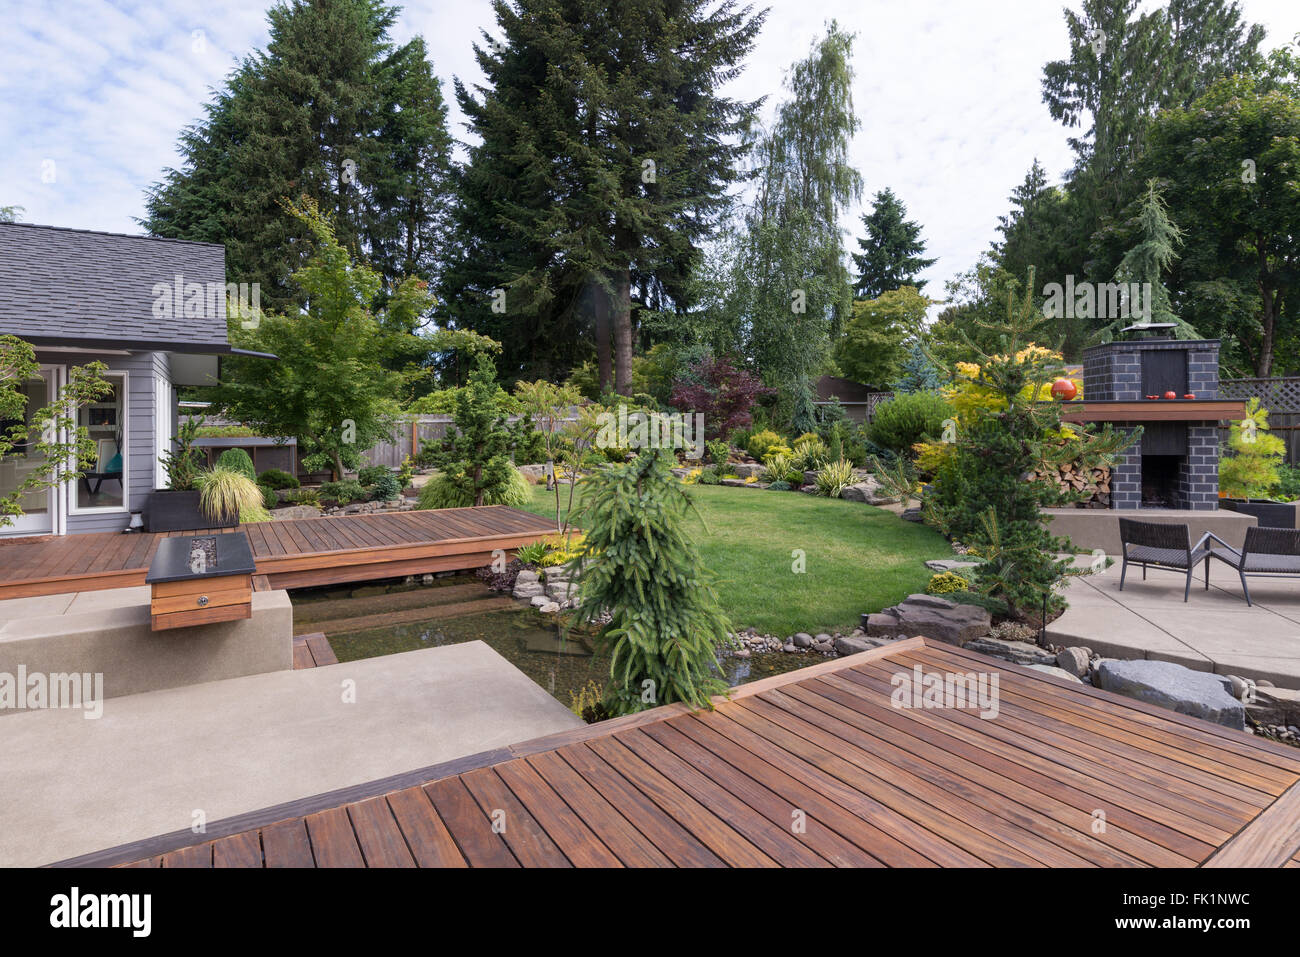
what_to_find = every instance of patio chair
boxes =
[1201,526,1300,607]
[82,438,123,497]
[1117,518,1212,602]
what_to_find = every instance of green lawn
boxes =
[517,482,951,637]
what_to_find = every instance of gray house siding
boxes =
[34,349,163,535]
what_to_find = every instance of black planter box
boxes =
[1220,498,1299,529]
[143,490,238,533]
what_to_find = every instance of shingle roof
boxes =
[0,222,230,349]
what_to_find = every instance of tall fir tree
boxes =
[851,187,935,299]
[143,0,453,309]
[443,0,765,392]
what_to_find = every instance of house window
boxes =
[75,374,127,511]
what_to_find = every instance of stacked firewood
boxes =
[1025,462,1112,508]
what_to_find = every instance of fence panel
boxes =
[1218,377,1300,466]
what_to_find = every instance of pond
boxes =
[289,574,813,714]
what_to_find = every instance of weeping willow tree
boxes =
[1098,178,1200,342]
[573,450,733,716]
[726,21,861,410]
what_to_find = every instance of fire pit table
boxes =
[145,532,257,631]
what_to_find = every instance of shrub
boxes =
[319,479,367,504]
[815,459,855,497]
[669,355,775,440]
[258,483,278,512]
[417,466,531,510]
[697,466,722,485]
[515,540,549,565]
[1219,398,1285,499]
[1277,464,1300,502]
[793,432,821,447]
[215,448,257,481]
[257,468,299,490]
[766,480,792,491]
[791,436,827,470]
[745,428,786,461]
[357,464,391,486]
[926,571,971,595]
[198,468,267,523]
[283,488,322,508]
[867,391,952,455]
[761,451,801,485]
[370,473,402,502]
[706,439,731,467]
[573,450,733,715]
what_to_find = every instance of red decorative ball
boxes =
[1050,378,1078,401]
[1163,391,1177,400]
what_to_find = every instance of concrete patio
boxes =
[0,640,582,867]
[1048,558,1300,689]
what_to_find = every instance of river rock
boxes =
[1095,659,1245,730]
[792,632,813,648]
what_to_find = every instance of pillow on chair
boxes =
[104,453,123,473]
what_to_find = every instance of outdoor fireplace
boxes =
[1061,328,1247,512]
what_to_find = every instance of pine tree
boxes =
[143,0,453,309]
[445,0,765,393]
[890,342,943,393]
[428,352,516,506]
[851,188,935,299]
[575,449,733,715]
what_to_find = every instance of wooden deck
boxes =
[60,637,1300,868]
[0,506,559,599]
[292,632,338,670]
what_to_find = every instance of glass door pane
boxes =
[0,371,55,534]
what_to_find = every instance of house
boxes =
[813,374,889,425]
[0,222,266,537]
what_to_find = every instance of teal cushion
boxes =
[104,453,122,473]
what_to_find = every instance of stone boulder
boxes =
[864,594,992,646]
[730,463,765,480]
[273,505,323,521]
[840,479,894,505]
[1055,646,1090,678]
[963,636,1057,666]
[1095,659,1245,730]
[834,634,889,656]
[1025,663,1084,684]
[512,581,546,600]
[924,558,982,574]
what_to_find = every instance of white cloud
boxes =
[2,0,1296,296]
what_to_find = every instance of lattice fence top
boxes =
[866,392,894,421]
[1219,377,1300,413]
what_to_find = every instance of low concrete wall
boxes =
[1043,506,1257,554]
[0,587,293,712]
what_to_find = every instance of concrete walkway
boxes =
[0,640,582,867]
[1049,559,1300,689]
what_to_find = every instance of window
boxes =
[75,373,127,511]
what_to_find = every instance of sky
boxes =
[3,0,1298,298]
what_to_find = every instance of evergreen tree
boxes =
[575,449,733,715]
[834,286,932,388]
[1098,179,1197,342]
[143,0,453,309]
[444,0,765,393]
[427,352,516,506]
[851,187,935,299]
[891,342,943,393]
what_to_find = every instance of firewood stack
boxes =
[1026,462,1112,508]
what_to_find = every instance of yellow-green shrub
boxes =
[926,571,970,595]
[745,429,786,461]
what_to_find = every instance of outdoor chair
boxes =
[81,438,123,497]
[1117,518,1212,602]
[1201,525,1300,607]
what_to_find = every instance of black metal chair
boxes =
[1117,518,1213,602]
[1201,526,1300,606]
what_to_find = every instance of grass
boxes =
[517,481,951,636]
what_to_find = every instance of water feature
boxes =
[289,574,812,713]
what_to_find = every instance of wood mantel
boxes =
[1059,399,1247,423]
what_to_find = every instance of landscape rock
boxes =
[512,582,546,600]
[514,569,540,586]
[272,505,323,521]
[1025,663,1084,684]
[840,479,894,505]
[1095,659,1245,730]
[1248,686,1300,726]
[538,601,561,614]
[864,595,992,646]
[834,634,885,656]
[546,581,578,602]
[730,463,765,480]
[792,632,813,648]
[1056,646,1091,678]
[963,636,1056,666]
[530,595,551,608]
[924,558,982,573]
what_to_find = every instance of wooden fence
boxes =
[1218,376,1300,465]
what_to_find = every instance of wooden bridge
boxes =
[60,638,1300,868]
[0,506,559,600]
